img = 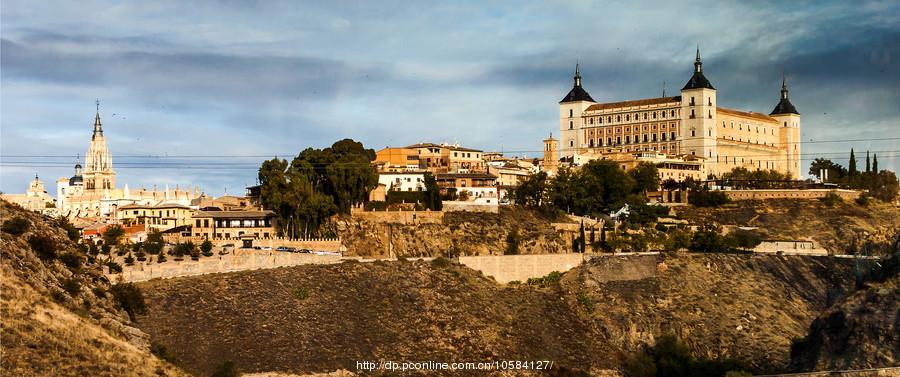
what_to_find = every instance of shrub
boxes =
[689,189,730,207]
[689,226,729,253]
[157,252,167,263]
[526,271,563,288]
[505,228,521,255]
[124,253,135,265]
[106,261,123,273]
[110,283,146,319]
[364,200,388,211]
[200,240,214,257]
[61,278,81,296]
[28,234,57,260]
[1,217,30,235]
[58,252,83,270]
[151,342,177,363]
[431,256,452,268]
[293,287,310,300]
[622,352,656,377]
[577,292,594,312]
[92,287,107,298]
[820,192,843,207]
[726,229,763,250]
[507,280,521,285]
[56,217,80,241]
[212,361,238,377]
[855,193,871,207]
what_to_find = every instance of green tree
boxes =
[872,154,878,172]
[808,158,847,182]
[505,228,521,255]
[865,151,871,173]
[200,239,214,257]
[145,230,164,255]
[849,148,858,176]
[690,225,729,253]
[110,283,146,319]
[630,162,661,193]
[102,225,125,253]
[513,171,549,208]
[423,172,442,210]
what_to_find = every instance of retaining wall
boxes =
[109,251,343,283]
[350,209,444,224]
[724,189,861,201]
[459,253,586,283]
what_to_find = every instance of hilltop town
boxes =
[2,51,899,377]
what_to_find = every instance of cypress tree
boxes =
[873,154,878,172]
[579,221,587,254]
[865,151,871,173]
[849,148,857,176]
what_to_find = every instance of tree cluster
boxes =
[623,335,751,377]
[512,160,661,218]
[809,149,899,202]
[258,139,379,238]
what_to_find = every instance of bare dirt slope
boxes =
[674,200,900,255]
[0,200,186,377]
[135,253,856,376]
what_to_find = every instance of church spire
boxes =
[694,45,703,73]
[92,99,103,140]
[781,75,789,100]
[574,62,582,87]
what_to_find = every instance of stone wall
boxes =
[442,201,499,213]
[754,240,828,256]
[459,253,586,283]
[724,189,861,201]
[109,251,342,283]
[350,209,444,224]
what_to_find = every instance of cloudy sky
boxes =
[2,0,898,196]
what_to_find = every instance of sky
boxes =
[1,0,898,196]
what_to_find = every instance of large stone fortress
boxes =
[56,102,201,220]
[558,49,801,179]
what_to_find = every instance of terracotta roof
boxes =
[586,96,681,111]
[716,107,779,123]
[119,202,191,210]
[192,210,276,219]
[436,173,497,180]
[405,143,483,153]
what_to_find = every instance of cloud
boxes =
[1,0,899,194]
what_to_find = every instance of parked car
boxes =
[275,246,294,252]
[297,248,312,253]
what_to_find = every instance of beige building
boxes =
[116,203,193,232]
[374,147,422,172]
[1,174,57,213]
[191,210,277,240]
[558,50,801,179]
[574,151,703,183]
[405,143,486,174]
[55,103,202,220]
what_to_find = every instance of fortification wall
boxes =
[459,253,586,283]
[350,209,444,224]
[724,189,860,201]
[108,251,342,283]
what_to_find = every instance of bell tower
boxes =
[559,63,595,159]
[680,47,718,177]
[83,100,116,192]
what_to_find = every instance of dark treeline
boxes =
[809,149,899,201]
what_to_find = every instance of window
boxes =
[626,136,631,143]
[690,109,695,118]
[708,98,712,106]
[661,133,666,141]
[570,140,574,147]
[590,118,594,125]
[653,112,657,119]
[643,134,648,142]
[690,97,695,105]
[626,114,630,121]
[617,115,621,122]
[569,121,573,129]
[643,113,648,120]
[653,134,658,142]
[691,129,695,137]
[670,132,676,140]
[569,109,573,117]
[671,110,675,116]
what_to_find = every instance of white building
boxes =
[378,171,427,192]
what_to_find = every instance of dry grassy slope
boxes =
[136,253,855,375]
[674,200,900,254]
[336,207,572,257]
[135,260,609,376]
[562,254,857,372]
[0,200,187,377]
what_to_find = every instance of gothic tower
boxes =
[83,101,116,191]
[680,47,718,177]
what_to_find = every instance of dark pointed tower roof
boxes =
[682,47,715,90]
[92,99,103,140]
[559,63,595,103]
[770,76,799,115]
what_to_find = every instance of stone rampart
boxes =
[350,209,444,224]
[724,189,861,201]
[109,251,342,283]
[459,253,586,283]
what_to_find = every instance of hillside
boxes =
[135,253,857,376]
[673,199,900,255]
[0,200,187,377]
[336,207,573,257]
[789,251,900,371]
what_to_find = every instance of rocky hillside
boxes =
[674,199,900,255]
[135,253,858,376]
[0,200,186,377]
[790,251,899,371]
[336,208,573,257]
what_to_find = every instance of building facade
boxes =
[1,174,57,213]
[558,50,801,179]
